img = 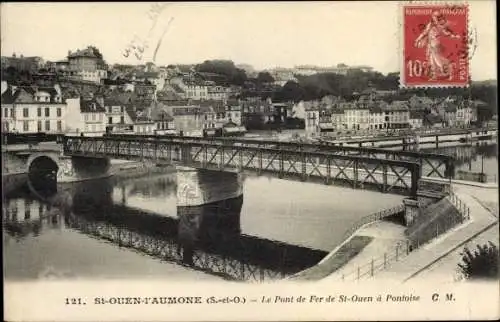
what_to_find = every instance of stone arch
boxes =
[26,152,60,174]
[26,153,60,201]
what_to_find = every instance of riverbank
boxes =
[319,127,497,148]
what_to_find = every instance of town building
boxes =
[331,108,346,130]
[129,102,176,135]
[456,100,477,127]
[383,101,410,129]
[305,108,320,134]
[67,46,108,84]
[318,109,334,133]
[65,96,106,136]
[409,110,425,129]
[1,54,44,73]
[182,83,208,100]
[225,99,243,126]
[207,85,229,101]
[1,85,65,134]
[162,105,211,137]
[368,105,385,130]
[104,99,134,133]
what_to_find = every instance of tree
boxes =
[195,60,247,86]
[457,241,498,280]
[256,72,274,84]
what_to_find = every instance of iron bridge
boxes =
[103,134,455,178]
[63,135,423,197]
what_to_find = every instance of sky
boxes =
[1,1,497,80]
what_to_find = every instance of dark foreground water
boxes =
[3,171,403,281]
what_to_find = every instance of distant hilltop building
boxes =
[66,46,108,84]
[1,53,45,73]
[294,63,373,76]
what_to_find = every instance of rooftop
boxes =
[80,99,106,113]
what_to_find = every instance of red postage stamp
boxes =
[401,3,469,87]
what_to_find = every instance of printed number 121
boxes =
[65,298,84,305]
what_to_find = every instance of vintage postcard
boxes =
[2,1,498,321]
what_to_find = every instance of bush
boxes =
[458,241,499,280]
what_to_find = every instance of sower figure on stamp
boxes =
[414,11,461,80]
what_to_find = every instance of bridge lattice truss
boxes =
[64,136,422,196]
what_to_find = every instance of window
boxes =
[108,117,113,124]
[120,116,124,124]
[92,114,96,121]
[10,108,14,118]
[57,121,62,132]
[37,121,42,132]
[37,107,42,117]
[57,108,61,117]
[23,108,29,118]
[45,120,50,131]
[45,108,50,117]
[23,121,29,132]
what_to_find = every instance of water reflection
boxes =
[419,141,498,180]
[4,177,327,281]
[3,191,62,240]
[127,175,177,198]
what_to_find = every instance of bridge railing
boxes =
[338,189,471,282]
[340,204,405,244]
[99,133,454,179]
[62,135,422,197]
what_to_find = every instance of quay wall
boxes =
[2,172,28,195]
[335,129,497,148]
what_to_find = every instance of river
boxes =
[2,139,497,281]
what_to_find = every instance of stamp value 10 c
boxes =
[402,3,469,88]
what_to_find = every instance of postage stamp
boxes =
[401,3,469,88]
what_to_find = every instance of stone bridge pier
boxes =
[176,166,244,264]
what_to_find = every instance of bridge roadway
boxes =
[63,135,422,197]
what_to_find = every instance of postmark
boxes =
[401,2,469,88]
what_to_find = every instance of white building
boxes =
[78,70,108,83]
[305,109,320,134]
[368,106,385,130]
[1,85,65,134]
[343,104,370,131]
